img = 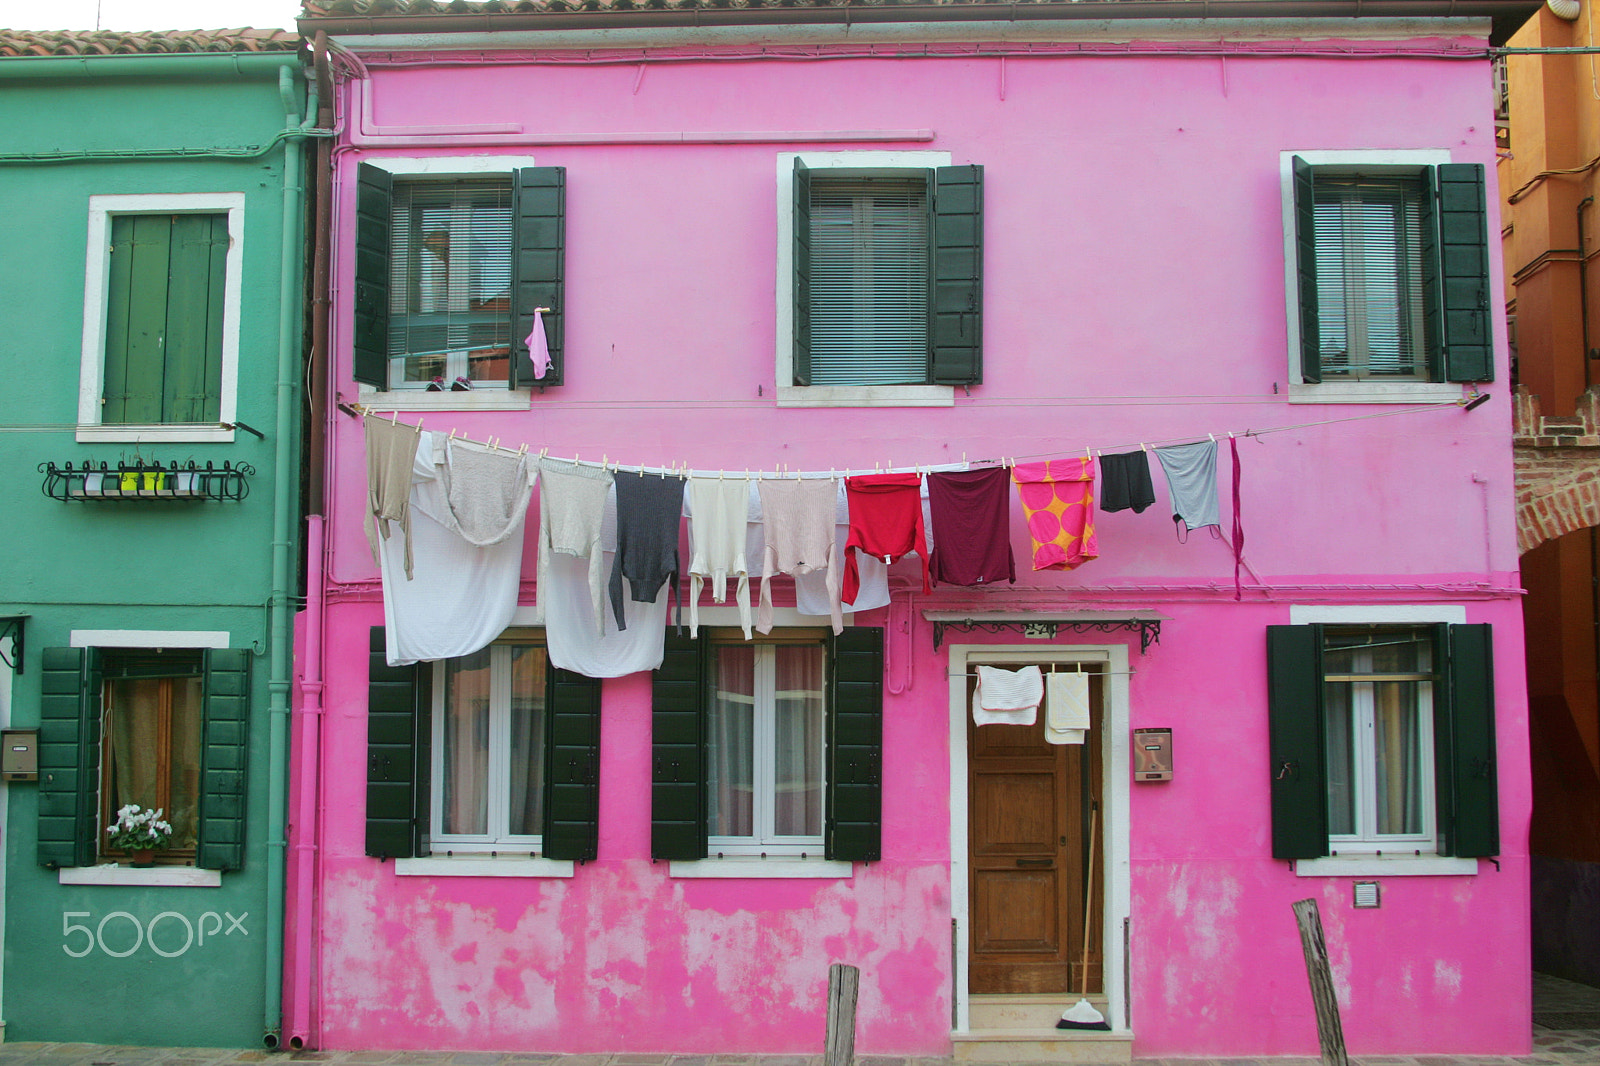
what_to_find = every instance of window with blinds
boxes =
[389,179,514,388]
[808,177,930,386]
[1311,176,1429,381]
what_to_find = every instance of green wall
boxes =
[0,59,304,1048]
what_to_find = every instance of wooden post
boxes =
[825,962,860,1066]
[1292,898,1349,1066]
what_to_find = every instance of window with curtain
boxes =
[707,641,826,853]
[1312,176,1429,381]
[808,176,930,386]
[100,650,203,859]
[432,641,547,851]
[1321,626,1436,850]
[389,179,514,390]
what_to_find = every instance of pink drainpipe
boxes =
[286,513,325,1049]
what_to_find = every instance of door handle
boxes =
[1015,858,1052,867]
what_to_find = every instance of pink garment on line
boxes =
[524,309,552,380]
[1011,458,1098,571]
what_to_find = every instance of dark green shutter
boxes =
[37,647,101,868]
[792,157,814,387]
[1436,164,1493,383]
[1267,625,1329,860]
[102,214,226,424]
[1291,157,1322,384]
[353,163,392,389]
[1440,623,1499,857]
[827,626,883,862]
[196,648,250,871]
[365,626,428,859]
[510,167,566,389]
[651,629,707,860]
[542,666,601,861]
[931,165,983,386]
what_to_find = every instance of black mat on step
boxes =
[1535,1011,1600,1030]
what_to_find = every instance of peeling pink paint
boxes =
[299,24,1532,1060]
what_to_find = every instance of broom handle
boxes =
[1081,802,1098,998]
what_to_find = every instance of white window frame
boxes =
[355,156,540,412]
[706,640,827,858]
[1288,604,1478,877]
[1280,149,1461,406]
[776,150,955,409]
[78,193,245,443]
[428,641,547,856]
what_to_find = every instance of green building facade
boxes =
[0,30,311,1048]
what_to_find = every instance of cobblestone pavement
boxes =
[1,974,1596,1066]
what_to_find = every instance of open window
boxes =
[1267,621,1497,864]
[652,626,883,864]
[364,627,600,861]
[354,162,566,392]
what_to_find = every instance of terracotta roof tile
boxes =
[0,28,299,58]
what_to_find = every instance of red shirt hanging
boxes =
[843,473,931,603]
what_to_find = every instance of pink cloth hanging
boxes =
[524,309,552,380]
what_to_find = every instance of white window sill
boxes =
[59,865,222,887]
[1295,855,1478,877]
[394,856,574,878]
[670,857,853,879]
[356,387,533,412]
[1287,382,1462,405]
[777,384,953,408]
[76,425,236,444]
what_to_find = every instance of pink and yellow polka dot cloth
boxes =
[1011,458,1098,571]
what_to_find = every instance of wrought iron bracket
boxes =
[930,616,1162,654]
[40,460,255,503]
[0,616,23,674]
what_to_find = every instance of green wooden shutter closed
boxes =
[543,665,601,861]
[1436,164,1494,383]
[365,626,427,859]
[827,626,883,862]
[37,647,101,868]
[1266,625,1329,860]
[196,647,251,871]
[102,214,226,424]
[1291,157,1322,385]
[353,163,393,389]
[1440,623,1499,858]
[510,167,566,389]
[792,157,814,387]
[931,165,984,386]
[651,629,707,860]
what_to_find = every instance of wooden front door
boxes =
[968,666,1103,995]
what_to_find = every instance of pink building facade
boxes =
[289,2,1539,1058]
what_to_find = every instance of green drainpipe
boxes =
[262,61,315,1051]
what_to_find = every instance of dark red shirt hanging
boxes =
[927,468,1015,587]
[843,473,931,602]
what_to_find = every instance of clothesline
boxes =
[342,393,1477,477]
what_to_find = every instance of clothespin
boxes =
[490,437,500,451]
[1209,433,1216,443]
[659,462,665,479]
[1140,442,1147,453]
[449,428,457,441]
[602,454,608,471]
[389,411,398,426]
[518,442,528,456]
[1227,432,1235,441]
[539,447,548,460]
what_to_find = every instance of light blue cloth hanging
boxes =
[1155,440,1219,532]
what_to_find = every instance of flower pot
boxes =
[130,851,155,868]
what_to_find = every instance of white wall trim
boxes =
[1288,604,1467,625]
[78,193,245,442]
[394,857,574,878]
[361,155,540,177]
[70,630,230,650]
[332,17,1494,53]
[776,150,955,409]
[59,865,222,888]
[948,643,1130,1035]
[1296,855,1478,877]
[669,858,853,879]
